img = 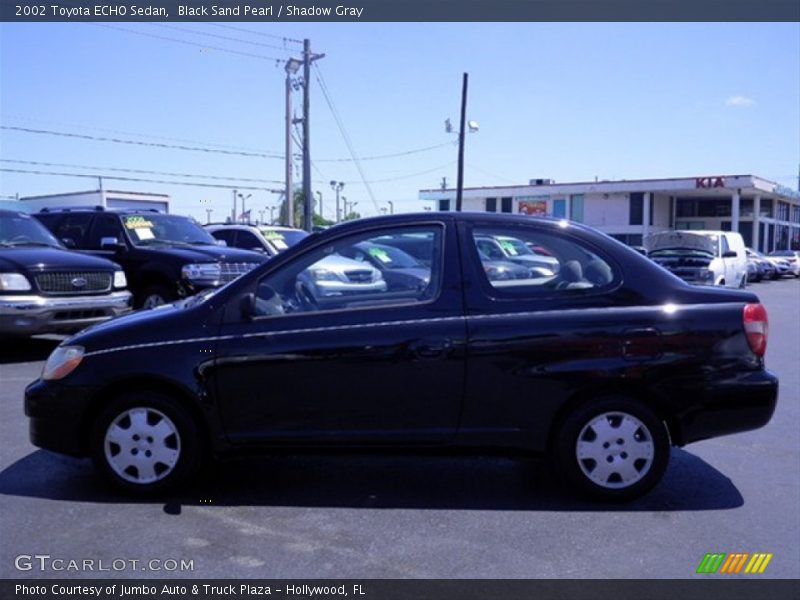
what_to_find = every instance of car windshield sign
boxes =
[123,214,216,246]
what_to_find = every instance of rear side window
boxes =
[470,226,617,296]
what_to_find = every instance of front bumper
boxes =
[25,379,95,457]
[0,291,132,335]
[670,369,778,446]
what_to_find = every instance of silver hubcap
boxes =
[576,412,654,489]
[104,407,181,485]
[143,294,166,309]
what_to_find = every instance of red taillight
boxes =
[743,303,769,357]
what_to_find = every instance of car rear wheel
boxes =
[553,396,670,502]
[91,392,203,494]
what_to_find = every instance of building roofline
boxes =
[420,174,772,194]
[20,189,170,201]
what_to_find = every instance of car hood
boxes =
[645,232,716,255]
[135,243,267,263]
[0,247,120,272]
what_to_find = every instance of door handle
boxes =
[410,338,453,359]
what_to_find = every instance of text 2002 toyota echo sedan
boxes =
[25,213,778,501]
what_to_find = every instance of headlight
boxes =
[0,272,32,291]
[310,268,339,281]
[113,270,127,289]
[698,268,714,280]
[181,263,221,284]
[42,346,85,381]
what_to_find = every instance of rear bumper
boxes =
[671,369,778,446]
[0,291,132,335]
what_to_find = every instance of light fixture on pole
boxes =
[330,180,344,223]
[387,200,394,215]
[237,193,252,223]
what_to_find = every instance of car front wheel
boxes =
[91,392,203,494]
[553,396,670,502]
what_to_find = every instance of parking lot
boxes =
[0,278,798,580]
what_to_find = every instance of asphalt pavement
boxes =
[1,279,798,579]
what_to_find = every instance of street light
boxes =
[205,208,213,224]
[237,193,252,223]
[387,201,394,215]
[269,206,277,224]
[315,190,323,222]
[330,181,344,223]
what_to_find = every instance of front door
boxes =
[209,222,467,446]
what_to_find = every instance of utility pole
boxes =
[456,73,468,212]
[302,39,325,233]
[284,59,301,228]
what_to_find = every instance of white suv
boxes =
[206,224,308,257]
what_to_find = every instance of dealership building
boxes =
[419,174,800,252]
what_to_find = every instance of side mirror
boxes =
[215,239,227,247]
[240,293,256,320]
[722,250,738,258]
[101,237,126,252]
[61,238,76,249]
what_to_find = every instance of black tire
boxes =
[552,396,670,502]
[90,391,203,495]
[137,284,177,309]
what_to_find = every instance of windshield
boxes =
[260,228,308,252]
[0,213,62,247]
[122,214,216,247]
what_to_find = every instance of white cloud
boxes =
[725,96,756,108]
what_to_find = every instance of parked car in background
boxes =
[1,210,131,336]
[475,234,560,275]
[26,213,777,502]
[645,230,748,288]
[206,224,308,257]
[746,248,776,282]
[35,208,267,308]
[767,250,800,277]
[477,249,538,282]
[338,242,430,292]
[295,254,387,308]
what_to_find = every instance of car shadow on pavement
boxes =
[0,336,62,364]
[0,447,743,512]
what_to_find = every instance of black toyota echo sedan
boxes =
[24,213,778,501]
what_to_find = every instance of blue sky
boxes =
[1,22,798,222]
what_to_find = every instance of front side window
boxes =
[471,226,616,295]
[253,226,442,317]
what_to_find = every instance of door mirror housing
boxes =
[61,238,76,249]
[215,239,227,247]
[100,237,126,252]
[722,250,737,258]
[240,293,256,320]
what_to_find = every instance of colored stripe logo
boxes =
[697,553,773,574]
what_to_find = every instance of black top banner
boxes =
[2,0,799,22]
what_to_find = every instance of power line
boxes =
[0,168,280,192]
[91,24,288,63]
[2,122,453,163]
[1,126,284,159]
[313,63,380,214]
[2,115,272,154]
[1,159,283,184]
[208,24,303,45]
[152,24,298,53]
